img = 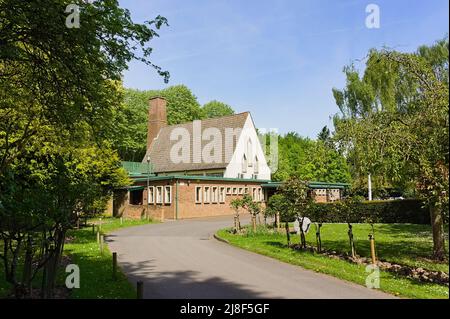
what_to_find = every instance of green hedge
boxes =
[308,199,430,224]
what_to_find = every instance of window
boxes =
[232,187,238,195]
[212,187,218,203]
[219,187,226,203]
[242,154,247,173]
[238,187,244,195]
[156,186,163,204]
[252,187,257,201]
[148,186,155,204]
[195,186,202,203]
[129,189,143,205]
[164,186,172,204]
[254,156,259,174]
[226,187,232,195]
[247,139,253,166]
[244,187,249,194]
[258,188,263,202]
[204,187,211,203]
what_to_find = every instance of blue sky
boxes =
[120,0,448,138]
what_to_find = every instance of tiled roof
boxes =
[143,112,249,173]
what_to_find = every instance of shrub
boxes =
[307,199,430,224]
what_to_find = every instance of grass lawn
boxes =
[64,217,155,298]
[0,217,154,299]
[216,223,449,299]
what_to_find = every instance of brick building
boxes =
[110,97,349,221]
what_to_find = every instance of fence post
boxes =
[112,252,117,280]
[96,228,100,244]
[137,281,144,299]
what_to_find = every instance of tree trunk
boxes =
[252,215,257,232]
[285,222,291,247]
[430,204,445,260]
[22,236,33,298]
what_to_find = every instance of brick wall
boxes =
[177,180,265,219]
[114,179,266,220]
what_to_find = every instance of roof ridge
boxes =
[161,112,249,130]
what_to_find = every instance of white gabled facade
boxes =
[224,114,271,180]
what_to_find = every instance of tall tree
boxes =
[271,132,351,184]
[114,85,204,160]
[202,100,235,119]
[0,0,168,297]
[333,38,449,259]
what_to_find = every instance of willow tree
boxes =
[333,39,449,260]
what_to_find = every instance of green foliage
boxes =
[240,194,261,216]
[332,38,449,258]
[266,193,287,218]
[271,132,351,184]
[230,197,243,212]
[280,176,314,221]
[202,100,235,119]
[0,0,165,297]
[307,199,431,225]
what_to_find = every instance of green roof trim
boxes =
[121,161,153,174]
[261,181,350,189]
[127,185,145,191]
[130,175,271,183]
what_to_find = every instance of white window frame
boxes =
[232,187,238,195]
[156,186,163,204]
[148,186,155,204]
[212,186,218,204]
[219,187,226,203]
[164,186,172,205]
[195,186,202,204]
[204,186,211,203]
[252,187,257,201]
[254,156,259,174]
[238,187,244,195]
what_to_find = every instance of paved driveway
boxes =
[107,215,394,299]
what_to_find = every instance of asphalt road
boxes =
[107,215,394,299]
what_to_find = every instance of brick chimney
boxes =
[147,96,167,150]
